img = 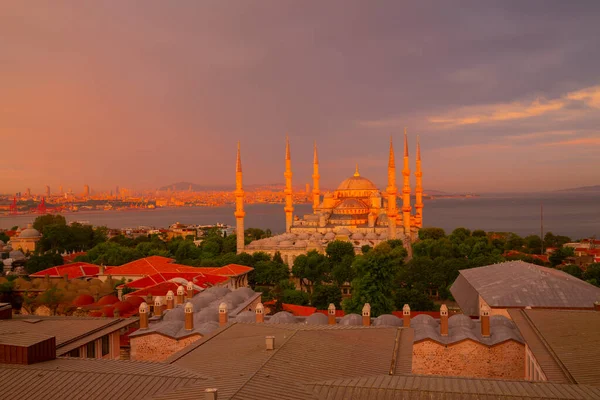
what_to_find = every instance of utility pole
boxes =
[540,202,544,255]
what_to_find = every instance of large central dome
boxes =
[336,175,378,191]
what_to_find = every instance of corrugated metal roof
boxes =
[451,261,600,312]
[3,316,137,356]
[158,322,412,400]
[306,374,600,399]
[511,309,600,386]
[0,358,208,400]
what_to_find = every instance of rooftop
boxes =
[451,261,600,316]
[509,308,600,386]
[30,262,102,279]
[162,322,413,400]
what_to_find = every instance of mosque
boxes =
[235,130,423,265]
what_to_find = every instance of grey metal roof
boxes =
[0,357,208,400]
[158,322,413,400]
[451,261,600,315]
[306,374,600,399]
[509,308,600,386]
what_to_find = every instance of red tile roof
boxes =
[208,264,253,277]
[30,262,102,280]
[119,272,228,290]
[106,256,201,276]
[263,301,317,317]
[126,282,200,298]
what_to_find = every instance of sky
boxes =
[1,1,599,194]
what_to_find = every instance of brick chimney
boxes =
[166,290,175,310]
[154,296,163,317]
[204,388,218,400]
[594,301,600,311]
[481,304,491,337]
[114,308,120,318]
[185,302,194,331]
[265,335,275,350]
[327,303,336,325]
[186,281,194,300]
[440,304,449,336]
[255,302,264,323]
[177,285,185,304]
[145,293,153,305]
[402,304,411,327]
[218,302,228,326]
[107,274,113,286]
[362,303,371,326]
[99,264,105,275]
[139,302,149,329]
[63,273,69,282]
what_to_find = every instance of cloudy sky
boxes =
[1,1,599,194]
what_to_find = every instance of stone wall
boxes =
[130,333,201,362]
[412,339,525,380]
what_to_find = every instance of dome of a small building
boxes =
[411,314,437,327]
[337,228,352,236]
[365,232,378,240]
[235,310,256,323]
[113,301,134,314]
[351,232,365,240]
[324,232,336,240]
[19,224,41,238]
[197,321,220,335]
[448,314,476,329]
[125,296,145,308]
[73,294,95,307]
[340,313,362,326]
[490,315,516,329]
[101,305,115,317]
[378,231,388,239]
[311,232,323,240]
[267,311,297,324]
[278,240,293,247]
[294,240,307,247]
[297,233,310,240]
[97,294,119,306]
[163,307,185,321]
[194,309,219,324]
[8,250,25,260]
[373,314,402,327]
[205,286,230,298]
[234,287,255,299]
[223,290,246,307]
[305,313,328,325]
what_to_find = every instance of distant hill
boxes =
[158,182,233,191]
[556,185,600,192]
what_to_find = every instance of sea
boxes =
[1,192,598,239]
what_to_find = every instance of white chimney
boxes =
[205,388,218,400]
[265,335,275,350]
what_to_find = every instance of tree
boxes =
[38,287,63,315]
[38,224,73,253]
[583,263,600,287]
[33,214,66,232]
[524,235,543,254]
[560,264,583,279]
[254,259,289,286]
[549,246,575,267]
[25,253,64,275]
[77,242,141,266]
[394,288,435,311]
[472,229,487,238]
[544,232,572,249]
[343,242,404,317]
[418,227,446,241]
[312,284,342,309]
[0,232,9,243]
[504,233,525,251]
[325,241,355,264]
[449,227,471,243]
[291,250,329,290]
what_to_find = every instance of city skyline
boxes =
[2,2,600,193]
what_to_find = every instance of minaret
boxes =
[386,136,398,239]
[415,134,424,228]
[234,142,245,253]
[284,136,294,232]
[402,128,412,237]
[312,141,320,212]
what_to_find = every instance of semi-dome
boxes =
[373,314,402,327]
[339,313,362,326]
[305,313,328,325]
[332,198,370,214]
[235,310,256,323]
[19,224,41,239]
[267,311,297,324]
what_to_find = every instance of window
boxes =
[86,341,96,358]
[68,348,80,358]
[101,335,110,357]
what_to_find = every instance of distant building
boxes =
[236,133,424,265]
[9,223,41,253]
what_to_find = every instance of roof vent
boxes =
[265,335,275,350]
[204,388,218,400]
